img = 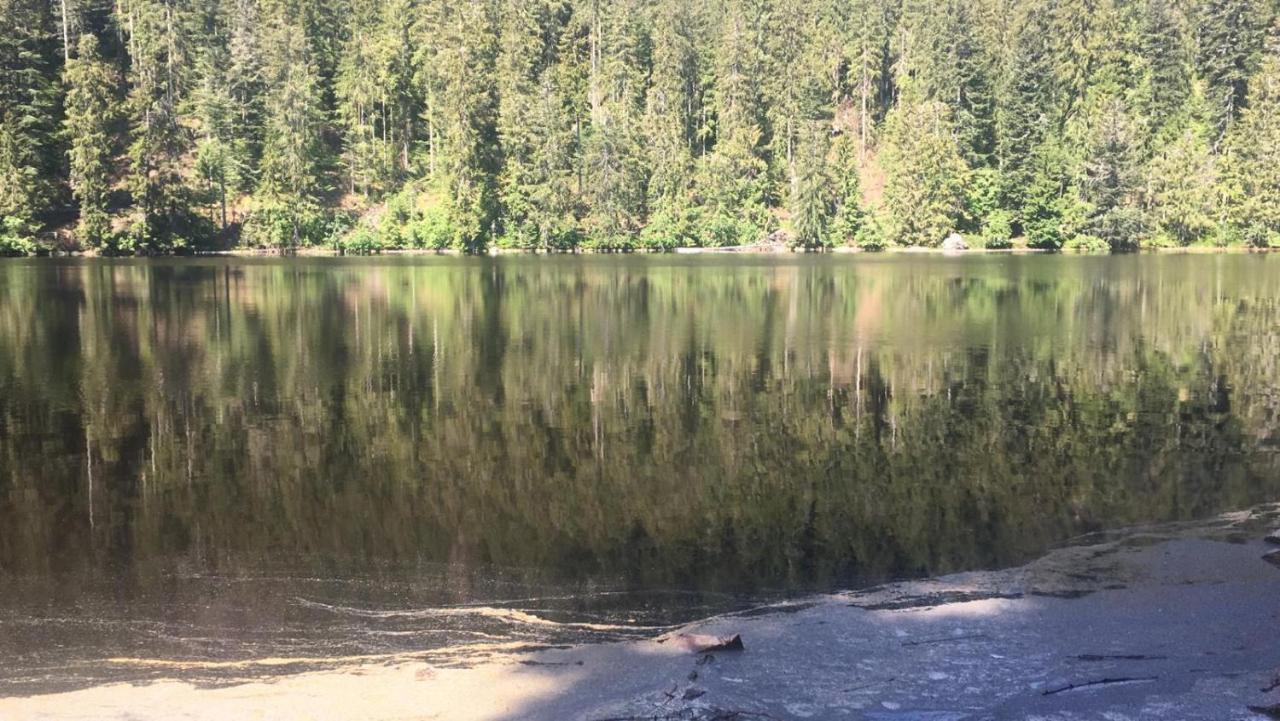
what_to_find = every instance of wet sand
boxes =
[4,507,1280,720]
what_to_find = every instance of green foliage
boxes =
[1144,117,1218,246]
[790,127,832,248]
[1221,34,1280,247]
[698,212,762,248]
[980,209,1015,249]
[64,35,116,249]
[638,209,688,251]
[963,167,1002,233]
[1062,234,1111,253]
[341,224,383,254]
[408,206,456,250]
[1019,141,1074,250]
[829,135,865,246]
[0,0,58,224]
[243,200,345,250]
[1074,96,1147,252]
[854,214,888,251]
[0,216,38,256]
[2,0,1280,253]
[881,97,967,247]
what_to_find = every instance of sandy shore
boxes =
[4,507,1280,720]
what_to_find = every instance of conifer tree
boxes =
[790,124,831,247]
[828,132,865,245]
[1075,96,1146,250]
[1222,27,1280,246]
[644,0,702,218]
[1196,0,1267,139]
[123,0,195,249]
[1137,0,1190,139]
[64,34,116,248]
[996,6,1056,216]
[696,0,772,243]
[0,0,58,227]
[429,0,501,251]
[880,96,967,246]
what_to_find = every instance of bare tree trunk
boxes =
[60,0,71,62]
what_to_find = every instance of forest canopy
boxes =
[1,0,1279,255]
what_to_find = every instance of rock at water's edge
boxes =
[942,233,968,252]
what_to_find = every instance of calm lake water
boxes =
[2,254,1279,691]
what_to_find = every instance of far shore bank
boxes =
[11,244,1280,260]
[6,506,1280,721]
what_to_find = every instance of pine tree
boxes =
[0,0,58,227]
[1075,96,1146,251]
[426,0,502,251]
[122,0,195,250]
[1143,81,1218,245]
[336,0,416,199]
[1196,0,1267,139]
[695,0,772,243]
[790,123,831,247]
[841,0,890,164]
[1222,28,1280,246]
[644,0,702,217]
[1137,0,1190,139]
[880,96,967,247]
[64,34,116,248]
[995,6,1056,217]
[897,0,996,166]
[580,0,650,246]
[828,131,864,245]
[257,7,325,204]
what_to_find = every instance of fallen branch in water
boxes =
[1042,676,1159,696]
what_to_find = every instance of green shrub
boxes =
[699,213,759,248]
[980,209,1014,249]
[638,210,686,251]
[407,206,455,250]
[1242,223,1280,249]
[1063,234,1109,253]
[854,215,888,251]
[0,216,37,256]
[341,225,382,254]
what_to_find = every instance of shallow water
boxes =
[1,254,1279,691]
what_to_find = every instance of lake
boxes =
[2,254,1279,691]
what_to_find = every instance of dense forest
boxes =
[1,0,1279,255]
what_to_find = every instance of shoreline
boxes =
[11,244,1279,259]
[5,507,1279,720]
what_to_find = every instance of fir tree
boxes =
[1075,96,1146,251]
[880,95,967,247]
[64,34,116,248]
[996,6,1056,217]
[0,0,58,226]
[1222,27,1280,246]
[1137,0,1190,139]
[1196,0,1267,139]
[123,0,195,250]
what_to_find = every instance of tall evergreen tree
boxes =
[880,95,967,246]
[257,6,325,202]
[1137,0,1191,139]
[695,0,772,243]
[64,34,116,248]
[1075,96,1146,250]
[426,0,502,250]
[995,6,1056,217]
[644,0,702,217]
[122,0,195,249]
[1222,27,1280,246]
[1196,0,1267,139]
[0,0,59,227]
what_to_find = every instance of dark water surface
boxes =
[2,254,1279,691]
